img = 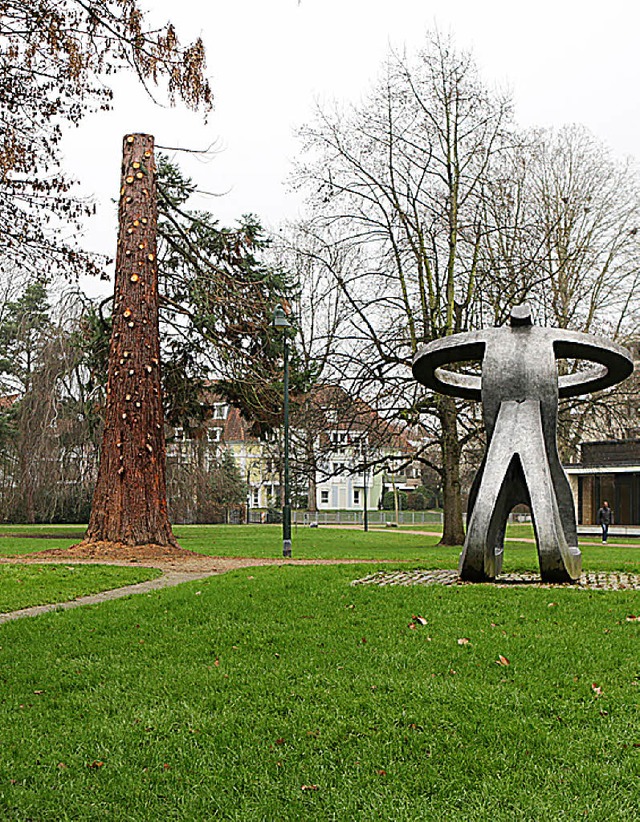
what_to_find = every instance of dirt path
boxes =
[0,556,402,624]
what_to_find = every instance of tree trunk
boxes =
[86,134,177,547]
[305,433,318,512]
[439,395,466,545]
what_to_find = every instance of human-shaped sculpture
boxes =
[412,305,633,582]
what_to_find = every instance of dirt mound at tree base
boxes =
[23,540,203,563]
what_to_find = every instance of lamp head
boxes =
[272,304,291,329]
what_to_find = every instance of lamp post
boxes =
[272,305,292,557]
[362,439,369,532]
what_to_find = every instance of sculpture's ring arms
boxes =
[412,336,485,401]
[412,331,633,401]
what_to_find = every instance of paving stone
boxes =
[351,570,640,590]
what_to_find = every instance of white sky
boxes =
[63,0,640,296]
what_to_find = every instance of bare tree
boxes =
[293,33,513,543]
[480,125,640,459]
[0,0,211,280]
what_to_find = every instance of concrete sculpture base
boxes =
[412,305,633,583]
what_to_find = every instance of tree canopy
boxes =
[0,0,211,279]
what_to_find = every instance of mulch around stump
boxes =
[21,540,204,563]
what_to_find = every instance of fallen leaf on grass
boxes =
[626,615,638,622]
[33,690,44,695]
[301,784,319,791]
[496,655,510,666]
[457,638,470,646]
[87,761,104,769]
[413,615,428,626]
[275,737,285,745]
[591,683,603,697]
[57,763,67,769]
[547,602,558,608]
[376,769,387,776]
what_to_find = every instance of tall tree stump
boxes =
[86,133,178,547]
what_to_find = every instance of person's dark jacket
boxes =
[597,506,613,525]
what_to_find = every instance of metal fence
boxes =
[246,509,534,527]
[292,510,443,526]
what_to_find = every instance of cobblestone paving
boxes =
[351,569,640,590]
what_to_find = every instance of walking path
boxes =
[0,556,394,624]
[329,524,638,548]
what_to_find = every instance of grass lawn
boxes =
[0,564,638,820]
[1,524,640,574]
[0,565,162,613]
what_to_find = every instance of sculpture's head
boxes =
[510,303,533,327]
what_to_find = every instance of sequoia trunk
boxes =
[86,134,177,547]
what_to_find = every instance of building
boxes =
[165,384,416,518]
[566,440,640,526]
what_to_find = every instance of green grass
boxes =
[0,565,162,612]
[0,564,638,820]
[1,524,639,573]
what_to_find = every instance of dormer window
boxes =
[212,403,228,420]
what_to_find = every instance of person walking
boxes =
[597,500,613,544]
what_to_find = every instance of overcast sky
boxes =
[64,0,640,294]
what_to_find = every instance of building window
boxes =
[174,427,185,442]
[207,427,222,442]
[212,403,228,420]
[330,431,347,453]
[353,489,360,505]
[252,488,259,507]
[321,489,329,504]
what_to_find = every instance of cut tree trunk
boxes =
[439,395,466,545]
[86,133,178,547]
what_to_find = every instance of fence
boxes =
[292,510,443,526]
[246,509,533,527]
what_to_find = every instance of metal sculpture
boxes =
[412,305,633,582]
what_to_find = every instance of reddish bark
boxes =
[86,133,178,547]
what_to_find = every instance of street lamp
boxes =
[272,305,293,557]
[361,439,369,532]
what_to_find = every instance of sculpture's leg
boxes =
[548,454,580,551]
[459,403,520,581]
[517,402,581,582]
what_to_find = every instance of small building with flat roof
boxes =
[565,440,640,526]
